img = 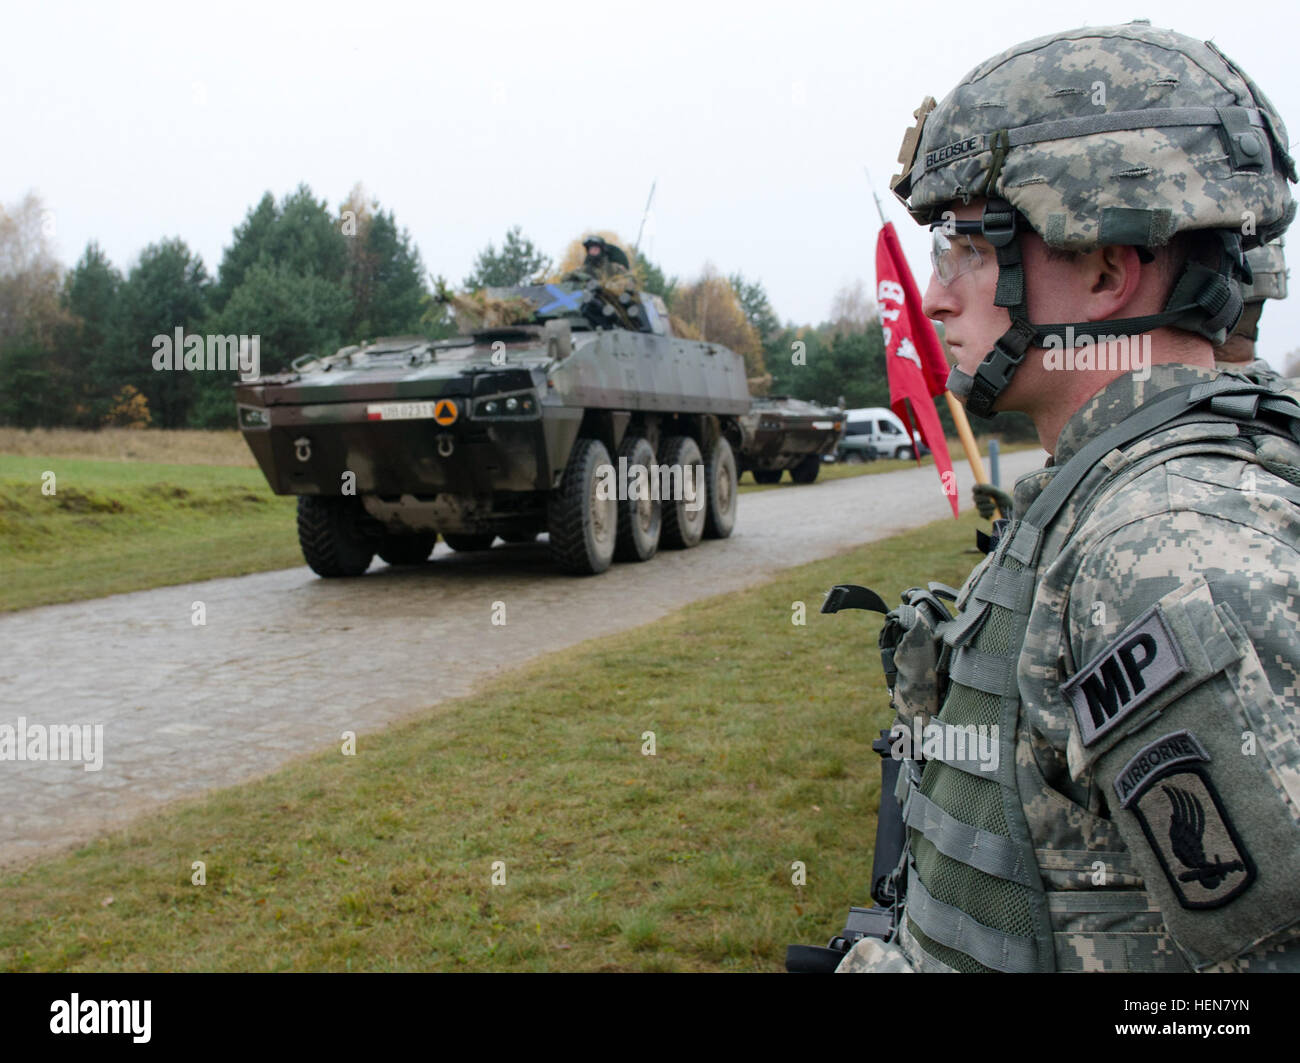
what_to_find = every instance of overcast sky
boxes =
[8,0,1300,370]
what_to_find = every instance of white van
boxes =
[837,407,928,462]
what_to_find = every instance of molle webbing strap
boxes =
[905,789,1037,887]
[971,566,1032,610]
[906,860,1040,973]
[946,644,1017,697]
[911,722,1002,779]
[938,598,989,648]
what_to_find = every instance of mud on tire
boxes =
[297,496,375,577]
[658,435,707,550]
[548,437,618,574]
[703,436,738,539]
[614,435,661,562]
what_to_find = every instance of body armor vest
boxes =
[897,378,1300,973]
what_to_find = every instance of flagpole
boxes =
[865,166,1001,519]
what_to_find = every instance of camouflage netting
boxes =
[448,290,537,331]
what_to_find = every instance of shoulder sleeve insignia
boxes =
[1116,730,1256,910]
[1061,604,1187,747]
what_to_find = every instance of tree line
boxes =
[0,186,1035,438]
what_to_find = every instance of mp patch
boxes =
[1062,605,1187,747]
[1117,734,1255,909]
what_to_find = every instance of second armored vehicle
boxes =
[235,282,749,576]
[737,396,844,484]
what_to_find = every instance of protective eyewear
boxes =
[930,220,985,286]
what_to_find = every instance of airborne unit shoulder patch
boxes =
[1115,731,1256,910]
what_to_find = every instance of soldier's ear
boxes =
[1086,245,1145,316]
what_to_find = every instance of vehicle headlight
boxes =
[239,405,270,429]
[473,393,537,419]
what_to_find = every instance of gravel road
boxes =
[0,450,1045,867]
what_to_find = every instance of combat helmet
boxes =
[891,21,1298,416]
[1241,239,1288,304]
[581,234,632,271]
[1217,238,1287,352]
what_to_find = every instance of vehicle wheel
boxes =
[296,496,375,577]
[702,436,738,539]
[752,469,782,485]
[658,435,707,549]
[790,453,821,484]
[443,533,495,552]
[377,532,437,565]
[614,435,661,562]
[843,451,866,465]
[895,446,915,461]
[548,437,618,574]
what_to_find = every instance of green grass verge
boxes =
[0,456,300,613]
[0,510,986,972]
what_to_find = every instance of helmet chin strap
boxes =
[956,199,1248,420]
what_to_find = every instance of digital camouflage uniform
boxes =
[837,22,1300,973]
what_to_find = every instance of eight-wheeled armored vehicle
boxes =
[736,396,843,484]
[235,282,749,576]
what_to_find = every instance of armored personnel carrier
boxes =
[234,282,749,576]
[737,396,843,484]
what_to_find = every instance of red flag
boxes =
[875,221,958,517]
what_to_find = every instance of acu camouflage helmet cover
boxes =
[892,21,1297,252]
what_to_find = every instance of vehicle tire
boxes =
[843,451,866,465]
[702,436,738,539]
[658,435,707,550]
[548,437,618,574]
[443,533,495,552]
[789,453,821,484]
[297,496,375,577]
[377,533,437,565]
[752,468,782,485]
[895,446,915,461]
[614,435,661,562]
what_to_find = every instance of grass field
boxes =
[0,455,299,612]
[0,508,986,972]
[0,427,254,466]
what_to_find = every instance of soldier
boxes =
[1214,240,1295,392]
[838,21,1300,973]
[565,235,632,284]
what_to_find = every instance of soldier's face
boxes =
[921,198,1094,413]
[921,201,1008,390]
